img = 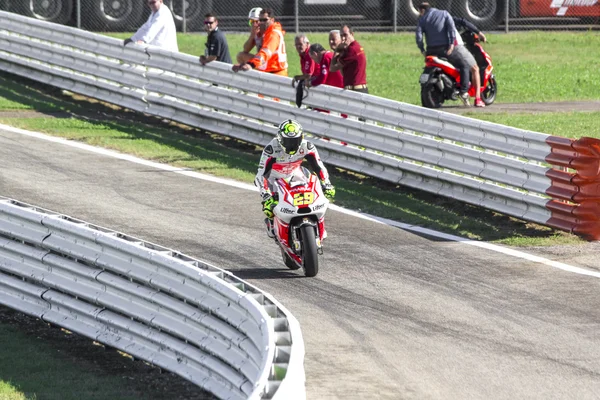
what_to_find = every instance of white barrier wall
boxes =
[0,198,305,399]
[0,10,560,229]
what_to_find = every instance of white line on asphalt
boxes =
[2,123,598,278]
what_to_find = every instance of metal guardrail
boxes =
[0,198,305,400]
[0,10,599,240]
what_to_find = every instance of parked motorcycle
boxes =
[270,167,329,277]
[420,32,497,109]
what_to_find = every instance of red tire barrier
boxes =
[545,136,600,240]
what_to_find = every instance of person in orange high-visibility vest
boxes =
[232,8,288,76]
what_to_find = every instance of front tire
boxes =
[421,83,443,108]
[299,225,319,277]
[482,75,497,105]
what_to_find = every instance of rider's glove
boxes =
[262,196,278,218]
[322,182,336,200]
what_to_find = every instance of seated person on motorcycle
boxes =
[453,16,488,107]
[254,119,336,237]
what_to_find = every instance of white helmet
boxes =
[248,7,262,20]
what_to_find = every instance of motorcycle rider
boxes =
[255,119,336,237]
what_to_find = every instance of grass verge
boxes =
[0,306,214,400]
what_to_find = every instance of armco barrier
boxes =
[0,198,305,400]
[0,11,599,239]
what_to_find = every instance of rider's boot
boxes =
[264,218,275,238]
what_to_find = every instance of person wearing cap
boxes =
[236,7,264,64]
[232,8,288,76]
[330,25,368,93]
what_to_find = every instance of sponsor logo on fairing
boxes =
[280,208,294,214]
[313,203,325,211]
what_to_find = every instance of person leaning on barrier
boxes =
[330,25,368,94]
[306,43,343,89]
[292,34,317,83]
[236,7,263,64]
[123,0,178,52]
[232,8,288,76]
[199,13,232,65]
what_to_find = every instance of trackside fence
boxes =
[0,198,305,400]
[0,11,599,240]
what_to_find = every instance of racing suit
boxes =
[254,138,332,201]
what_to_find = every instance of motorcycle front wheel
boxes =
[299,225,319,277]
[421,83,444,108]
[482,75,497,105]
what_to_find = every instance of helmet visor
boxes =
[280,136,302,154]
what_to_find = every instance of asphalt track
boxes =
[2,127,600,400]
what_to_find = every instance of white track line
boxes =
[2,123,598,278]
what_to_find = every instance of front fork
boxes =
[291,218,323,256]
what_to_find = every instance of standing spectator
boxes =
[415,2,471,106]
[330,25,368,94]
[232,8,288,76]
[292,34,317,83]
[124,0,178,52]
[237,7,263,64]
[199,13,231,65]
[328,29,341,52]
[306,43,343,89]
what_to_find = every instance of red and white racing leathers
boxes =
[254,138,331,200]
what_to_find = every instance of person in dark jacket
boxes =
[199,13,231,65]
[416,2,472,106]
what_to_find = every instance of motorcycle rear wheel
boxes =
[421,83,443,109]
[482,75,497,106]
[299,225,319,277]
[281,248,300,270]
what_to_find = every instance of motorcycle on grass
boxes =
[269,167,329,277]
[420,32,497,108]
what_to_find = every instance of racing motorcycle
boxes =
[270,167,329,277]
[420,32,497,108]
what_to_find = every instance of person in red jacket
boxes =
[330,25,368,93]
[292,34,317,83]
[232,8,288,76]
[305,43,343,89]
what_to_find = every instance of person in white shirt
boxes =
[124,0,178,52]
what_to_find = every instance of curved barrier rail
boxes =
[0,198,305,399]
[0,11,599,239]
